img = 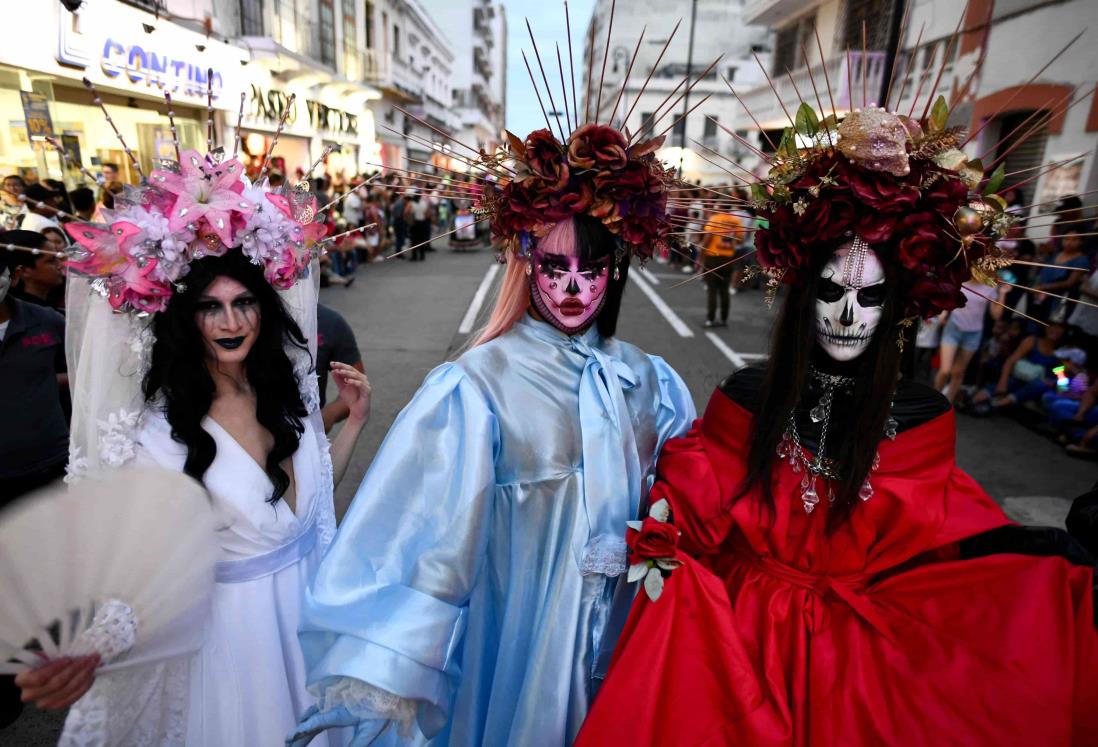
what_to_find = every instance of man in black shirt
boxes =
[316,303,364,432]
[0,232,68,506]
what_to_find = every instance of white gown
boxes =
[61,407,339,747]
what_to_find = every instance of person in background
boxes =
[0,233,68,504]
[316,303,364,432]
[970,322,1068,411]
[69,186,96,222]
[1068,266,1098,363]
[408,192,431,261]
[1030,228,1090,322]
[268,172,286,189]
[934,279,1006,402]
[8,227,67,314]
[100,162,119,184]
[913,314,944,384]
[1,174,25,229]
[390,187,408,259]
[699,209,742,328]
[1042,353,1096,439]
[96,180,124,217]
[19,183,62,233]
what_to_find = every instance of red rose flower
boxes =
[845,163,919,214]
[524,128,570,191]
[923,170,970,216]
[896,212,943,271]
[909,275,966,314]
[626,517,679,560]
[797,194,857,245]
[568,124,628,171]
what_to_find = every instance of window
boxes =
[382,11,389,55]
[342,0,357,73]
[703,116,718,139]
[365,1,375,49]
[319,0,336,67]
[839,0,897,51]
[639,111,654,138]
[672,119,686,147]
[772,13,815,75]
[239,0,263,36]
[393,25,401,60]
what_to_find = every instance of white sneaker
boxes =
[729,287,739,295]
[681,266,694,274]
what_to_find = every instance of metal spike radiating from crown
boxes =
[205,67,215,155]
[82,77,145,183]
[163,92,182,163]
[43,136,102,188]
[232,92,246,160]
[259,93,295,184]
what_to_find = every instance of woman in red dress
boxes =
[577,106,1098,747]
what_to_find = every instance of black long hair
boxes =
[571,213,631,338]
[143,252,309,503]
[734,242,908,530]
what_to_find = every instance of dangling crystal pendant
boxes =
[859,479,874,501]
[885,416,898,440]
[791,458,802,474]
[810,403,826,423]
[801,477,819,513]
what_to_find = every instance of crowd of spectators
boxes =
[917,195,1098,459]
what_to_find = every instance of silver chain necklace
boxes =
[776,367,898,514]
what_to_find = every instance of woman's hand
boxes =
[15,654,100,710]
[332,362,372,425]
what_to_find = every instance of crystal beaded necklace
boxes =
[776,367,898,514]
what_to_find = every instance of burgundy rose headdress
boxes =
[751,99,1016,319]
[476,124,675,262]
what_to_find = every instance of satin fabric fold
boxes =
[299,315,695,746]
[579,389,1098,747]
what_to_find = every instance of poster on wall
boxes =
[60,134,83,167]
[19,92,53,140]
[1036,159,1083,212]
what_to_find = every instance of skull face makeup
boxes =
[815,238,886,362]
[529,220,611,334]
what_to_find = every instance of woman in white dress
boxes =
[18,251,371,746]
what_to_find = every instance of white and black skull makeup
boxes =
[815,237,886,362]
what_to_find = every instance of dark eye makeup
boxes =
[818,278,845,303]
[856,283,887,307]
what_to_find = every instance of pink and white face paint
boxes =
[529,220,611,335]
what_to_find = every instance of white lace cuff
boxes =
[579,533,628,577]
[315,677,417,736]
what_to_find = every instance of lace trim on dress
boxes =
[579,533,629,577]
[61,658,189,747]
[315,676,418,737]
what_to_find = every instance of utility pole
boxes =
[677,0,699,180]
[878,0,907,109]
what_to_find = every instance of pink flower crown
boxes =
[64,150,329,315]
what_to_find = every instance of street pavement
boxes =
[6,241,1092,744]
[322,244,1094,524]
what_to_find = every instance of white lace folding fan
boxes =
[0,468,218,674]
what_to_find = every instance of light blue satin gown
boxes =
[299,314,695,746]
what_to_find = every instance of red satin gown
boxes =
[577,389,1098,747]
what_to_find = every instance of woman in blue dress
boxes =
[289,122,694,747]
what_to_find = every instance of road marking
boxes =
[740,352,768,361]
[631,271,694,337]
[458,263,501,335]
[638,266,660,284]
[705,331,750,370]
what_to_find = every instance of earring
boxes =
[589,284,597,292]
[613,267,620,281]
[525,263,532,277]
[550,282,557,289]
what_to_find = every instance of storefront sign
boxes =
[100,39,223,99]
[19,92,53,139]
[249,85,357,137]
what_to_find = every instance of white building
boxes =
[580,0,770,184]
[420,0,507,155]
[738,0,1098,216]
[206,0,384,181]
[352,0,458,172]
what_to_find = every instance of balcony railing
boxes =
[734,51,886,131]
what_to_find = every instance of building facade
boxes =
[580,0,770,184]
[420,0,506,155]
[738,0,1098,217]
